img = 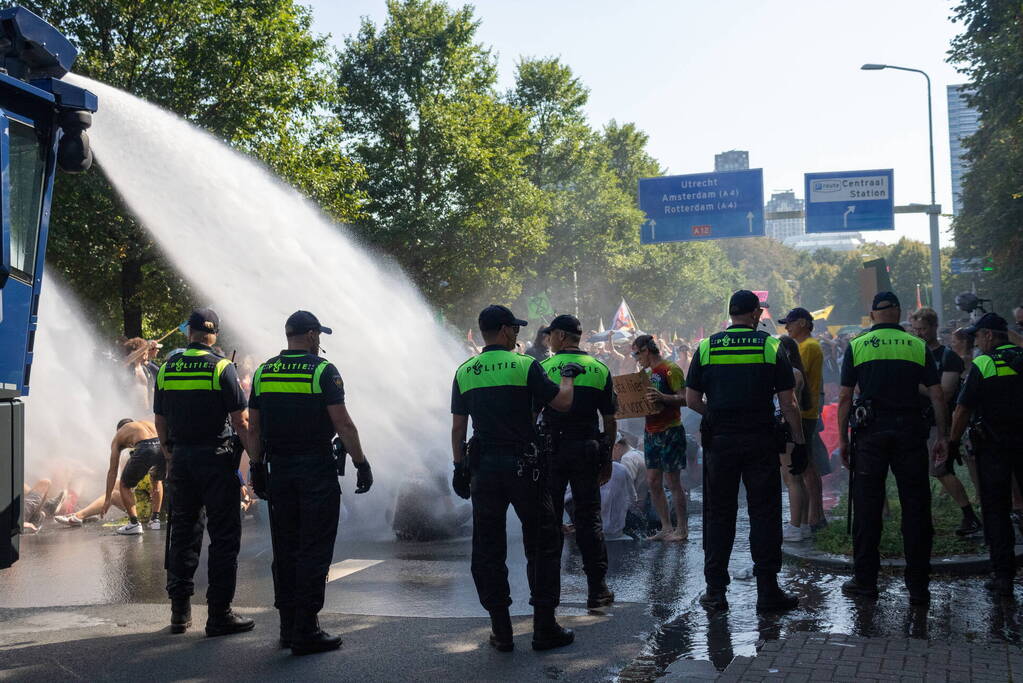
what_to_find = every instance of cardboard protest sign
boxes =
[613,371,658,419]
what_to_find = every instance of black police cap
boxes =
[478,305,528,332]
[540,314,582,336]
[188,308,220,334]
[872,291,901,310]
[729,290,767,315]
[963,312,1008,335]
[285,310,333,336]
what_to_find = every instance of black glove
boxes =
[250,462,269,500]
[789,443,809,475]
[452,461,471,499]
[354,459,373,494]
[560,362,585,378]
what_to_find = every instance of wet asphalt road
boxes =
[4,495,1023,678]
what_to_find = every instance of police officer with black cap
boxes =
[248,310,373,654]
[838,292,946,606]
[538,314,617,609]
[685,290,804,613]
[155,308,254,636]
[451,305,583,653]
[950,312,1023,596]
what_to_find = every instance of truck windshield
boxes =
[8,118,46,280]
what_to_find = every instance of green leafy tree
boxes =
[29,0,359,337]
[948,0,1023,314]
[335,0,548,320]
[602,120,664,195]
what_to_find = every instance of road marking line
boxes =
[327,559,383,583]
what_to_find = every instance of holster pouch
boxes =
[229,434,244,470]
[773,410,790,453]
[216,437,242,470]
[332,436,347,476]
[466,436,481,471]
[850,398,875,432]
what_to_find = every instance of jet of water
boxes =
[25,278,143,499]
[68,75,467,531]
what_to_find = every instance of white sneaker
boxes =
[783,523,804,542]
[801,525,813,540]
[148,518,161,530]
[55,514,83,527]
[117,522,144,535]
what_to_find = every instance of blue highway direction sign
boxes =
[804,169,894,233]
[639,169,765,243]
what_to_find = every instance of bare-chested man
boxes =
[104,418,164,534]
[59,418,164,535]
[55,419,163,532]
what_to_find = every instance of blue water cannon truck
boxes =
[0,6,97,569]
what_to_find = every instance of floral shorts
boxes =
[644,425,687,472]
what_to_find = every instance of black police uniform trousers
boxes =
[548,438,608,587]
[470,448,561,611]
[851,417,932,589]
[703,430,782,588]
[267,451,340,617]
[974,439,1023,579]
[166,444,242,607]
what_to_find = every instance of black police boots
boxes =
[755,575,799,612]
[290,612,343,656]
[587,580,615,609]
[841,578,879,599]
[170,597,191,634]
[531,607,574,651]
[205,605,256,637]
[698,587,728,612]
[488,608,513,652]
[279,609,295,649]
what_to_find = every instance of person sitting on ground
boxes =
[565,459,635,541]
[392,465,472,541]
[55,489,128,526]
[101,418,165,535]
[21,479,66,533]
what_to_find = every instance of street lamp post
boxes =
[861,63,943,319]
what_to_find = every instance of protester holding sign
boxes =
[632,334,689,542]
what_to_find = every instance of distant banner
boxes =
[753,290,771,319]
[613,372,658,419]
[611,298,638,333]
[810,305,834,321]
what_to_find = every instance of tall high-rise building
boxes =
[765,190,804,241]
[714,150,749,172]
[947,84,980,216]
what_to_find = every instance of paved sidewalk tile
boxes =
[678,632,1023,682]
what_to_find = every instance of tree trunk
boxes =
[121,256,144,338]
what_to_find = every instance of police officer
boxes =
[685,290,804,613]
[538,314,617,608]
[838,292,946,605]
[451,305,582,652]
[155,308,253,636]
[949,313,1023,596]
[248,311,373,654]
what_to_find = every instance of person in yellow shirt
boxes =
[780,308,829,531]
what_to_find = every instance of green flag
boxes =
[527,291,554,319]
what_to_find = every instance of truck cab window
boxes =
[8,119,46,280]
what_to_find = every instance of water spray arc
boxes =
[70,75,465,531]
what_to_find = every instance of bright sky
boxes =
[307,0,967,246]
